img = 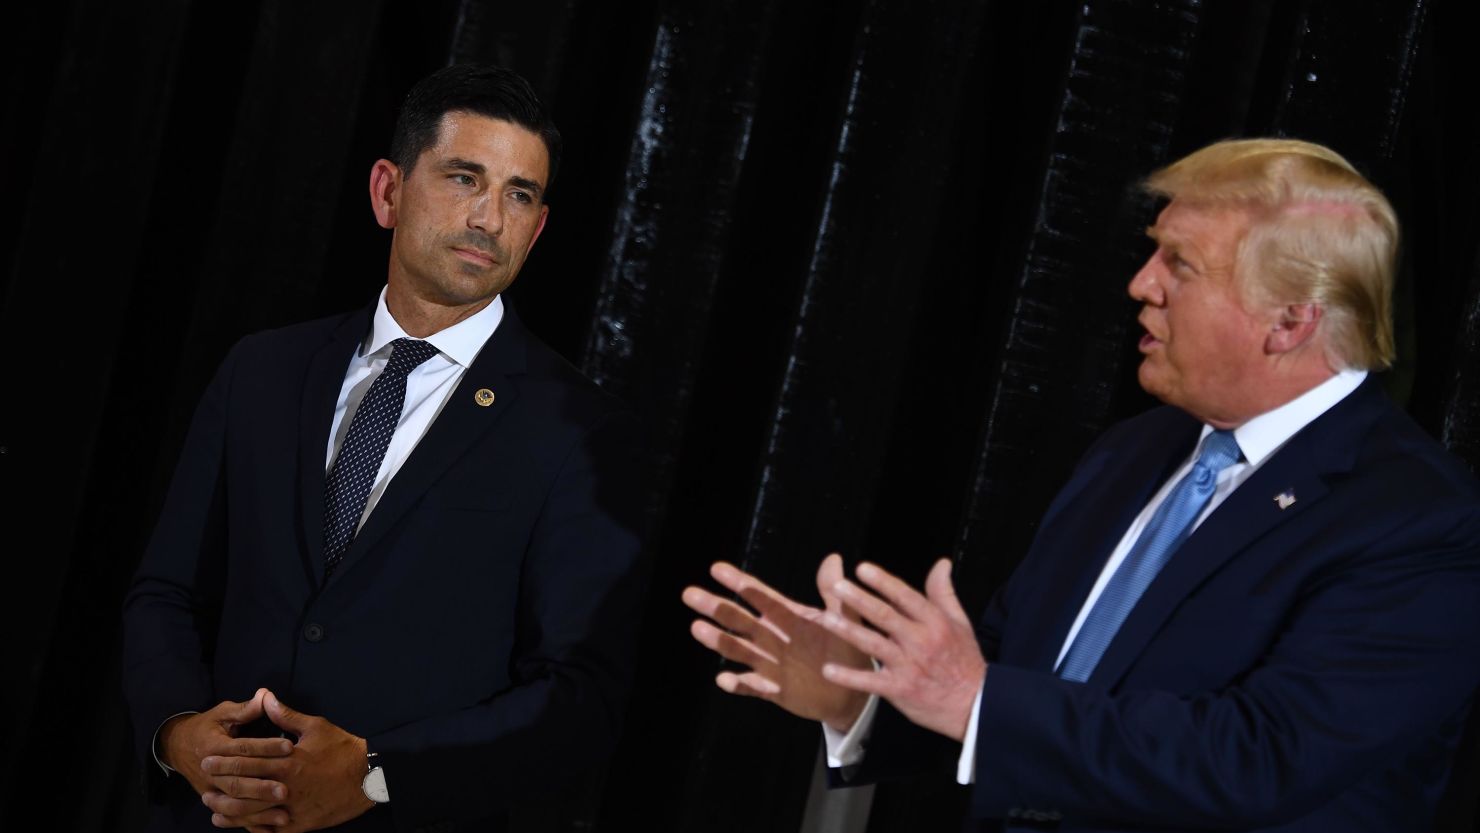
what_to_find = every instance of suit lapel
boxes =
[1087,379,1384,688]
[1008,414,1202,673]
[298,309,370,587]
[324,305,530,584]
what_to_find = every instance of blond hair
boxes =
[1145,138,1399,369]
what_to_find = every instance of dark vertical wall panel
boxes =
[665,3,988,828]
[1259,0,1427,162]
[169,1,388,409]
[581,2,775,516]
[0,0,194,820]
[865,3,1204,828]
[955,0,1203,597]
[4,1,1477,831]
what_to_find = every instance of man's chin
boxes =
[438,274,516,307]
[1136,364,1172,404]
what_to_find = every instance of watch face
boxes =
[362,767,390,803]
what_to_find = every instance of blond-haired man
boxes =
[685,139,1480,831]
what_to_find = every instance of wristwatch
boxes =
[362,751,390,804]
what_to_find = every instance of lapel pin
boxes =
[1274,490,1296,510]
[474,388,495,407]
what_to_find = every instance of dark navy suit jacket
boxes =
[122,303,649,833]
[851,378,1480,832]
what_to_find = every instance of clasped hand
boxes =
[683,554,986,742]
[161,689,372,832]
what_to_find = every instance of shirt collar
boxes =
[362,287,505,370]
[1199,367,1367,465]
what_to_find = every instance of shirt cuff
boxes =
[955,682,985,785]
[822,693,880,768]
[152,711,201,777]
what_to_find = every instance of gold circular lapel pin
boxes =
[474,388,496,407]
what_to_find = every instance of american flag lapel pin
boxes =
[1274,490,1296,510]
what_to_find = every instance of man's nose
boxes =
[1128,256,1162,304]
[467,194,503,235]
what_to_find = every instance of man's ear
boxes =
[1266,303,1323,354]
[369,159,401,229]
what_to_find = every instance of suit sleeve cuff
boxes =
[823,692,880,767]
[955,681,985,784]
[152,711,200,777]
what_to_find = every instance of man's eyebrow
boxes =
[441,158,486,175]
[1145,225,1185,250]
[509,176,545,197]
[437,159,544,196]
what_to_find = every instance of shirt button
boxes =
[303,623,325,642]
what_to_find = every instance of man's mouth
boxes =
[452,247,497,267]
[1136,312,1163,351]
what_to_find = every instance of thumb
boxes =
[925,558,971,626]
[263,690,313,734]
[223,688,268,724]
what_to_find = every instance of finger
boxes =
[201,757,290,793]
[201,754,291,780]
[203,737,294,759]
[685,586,766,641]
[703,595,767,641]
[690,620,779,668]
[687,584,790,646]
[217,691,266,725]
[819,611,907,667]
[734,583,816,646]
[210,812,249,830]
[856,562,940,624]
[681,585,728,618]
[817,553,847,612]
[715,670,781,698]
[199,787,275,816]
[711,562,807,618]
[831,577,920,641]
[201,790,284,820]
[924,559,972,626]
[204,772,287,803]
[263,691,315,734]
[821,662,894,698]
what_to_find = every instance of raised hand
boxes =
[817,559,987,742]
[158,688,293,831]
[683,554,872,731]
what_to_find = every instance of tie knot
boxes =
[385,338,440,376]
[1195,429,1241,475]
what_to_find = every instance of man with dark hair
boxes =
[684,139,1480,831]
[123,64,648,833]
[387,63,563,191]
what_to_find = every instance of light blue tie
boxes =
[1057,429,1241,683]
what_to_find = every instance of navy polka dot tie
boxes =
[322,338,441,575]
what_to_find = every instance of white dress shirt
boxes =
[824,368,1368,784]
[326,287,504,527]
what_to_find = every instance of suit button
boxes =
[303,623,325,642]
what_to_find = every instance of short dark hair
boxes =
[388,64,562,192]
